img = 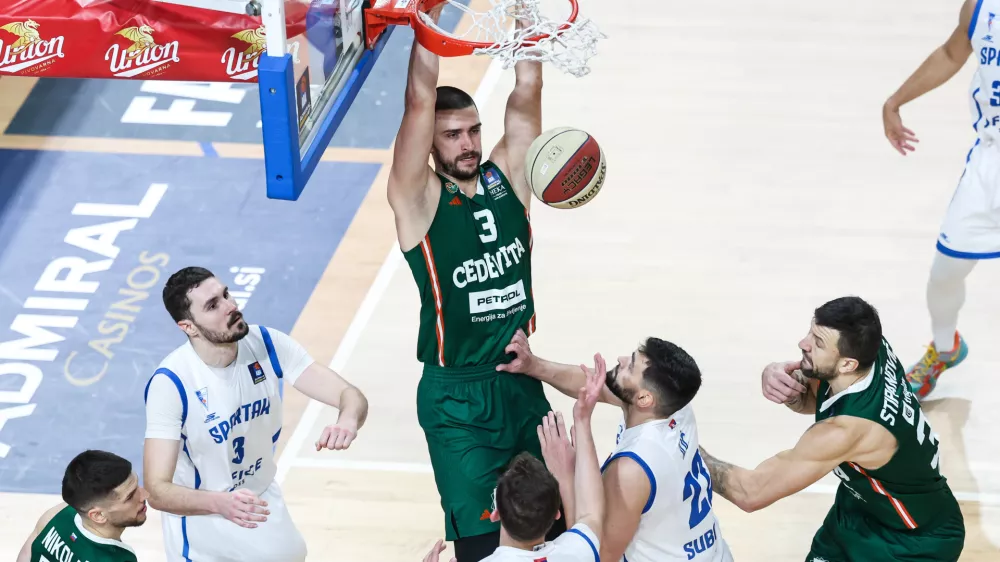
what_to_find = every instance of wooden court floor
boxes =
[3,0,1000,561]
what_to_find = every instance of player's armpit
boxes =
[701,419,860,513]
[16,503,66,562]
[598,456,648,562]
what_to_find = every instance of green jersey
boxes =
[30,505,138,562]
[815,337,961,531]
[403,161,536,368]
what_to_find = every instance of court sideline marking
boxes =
[273,55,507,485]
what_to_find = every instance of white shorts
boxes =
[162,480,307,562]
[938,138,1000,259]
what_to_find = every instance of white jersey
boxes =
[481,523,599,562]
[970,2,1000,143]
[603,406,732,562]
[144,325,312,562]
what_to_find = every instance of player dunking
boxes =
[882,0,996,399]
[387,6,557,561]
[702,296,965,561]
[143,267,369,561]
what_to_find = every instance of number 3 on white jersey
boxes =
[474,209,497,243]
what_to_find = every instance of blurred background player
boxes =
[17,450,148,562]
[881,0,992,399]
[386,6,557,561]
[499,332,733,561]
[709,296,965,561]
[143,266,369,562]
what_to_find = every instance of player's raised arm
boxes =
[698,417,883,513]
[498,329,624,406]
[569,356,608,537]
[882,0,976,155]
[489,17,543,207]
[292,362,369,451]
[387,6,444,212]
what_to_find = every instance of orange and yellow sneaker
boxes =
[905,332,968,400]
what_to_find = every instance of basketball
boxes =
[524,127,607,209]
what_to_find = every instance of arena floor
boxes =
[1,0,999,560]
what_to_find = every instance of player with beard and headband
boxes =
[497,330,734,562]
[17,450,148,562]
[386,4,557,561]
[699,296,965,562]
[143,266,369,562]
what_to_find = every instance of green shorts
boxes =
[416,362,553,541]
[806,500,965,562]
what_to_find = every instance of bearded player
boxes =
[882,0,997,399]
[701,296,965,561]
[143,267,369,561]
[386,5,557,561]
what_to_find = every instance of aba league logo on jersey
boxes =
[248,361,266,385]
[984,12,996,42]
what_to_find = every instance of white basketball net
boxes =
[418,0,605,77]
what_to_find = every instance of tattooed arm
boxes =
[699,418,863,513]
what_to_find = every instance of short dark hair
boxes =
[640,338,702,417]
[435,86,476,113]
[62,450,133,514]
[813,296,882,371]
[495,452,561,542]
[162,267,215,322]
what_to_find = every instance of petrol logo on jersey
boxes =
[209,397,271,443]
[0,20,65,74]
[248,361,266,384]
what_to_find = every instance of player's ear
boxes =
[555,509,562,521]
[489,509,500,523]
[838,357,860,375]
[87,506,107,525]
[177,319,196,337]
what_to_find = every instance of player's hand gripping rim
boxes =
[220,488,269,528]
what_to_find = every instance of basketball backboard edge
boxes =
[258,0,393,201]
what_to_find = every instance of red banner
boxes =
[0,0,310,82]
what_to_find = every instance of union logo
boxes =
[0,20,66,74]
[105,24,180,78]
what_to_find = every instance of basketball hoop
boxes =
[364,0,604,77]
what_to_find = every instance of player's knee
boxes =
[453,531,500,562]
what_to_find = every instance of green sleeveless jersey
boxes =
[30,505,138,562]
[815,337,961,531]
[403,161,536,368]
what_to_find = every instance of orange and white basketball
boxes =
[524,127,607,209]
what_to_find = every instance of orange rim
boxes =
[411,0,580,57]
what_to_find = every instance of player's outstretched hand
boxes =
[422,539,456,562]
[761,361,807,404]
[574,353,605,422]
[538,411,575,483]
[315,421,357,451]
[882,101,919,155]
[219,488,269,528]
[497,329,539,376]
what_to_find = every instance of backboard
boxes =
[257,0,391,201]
